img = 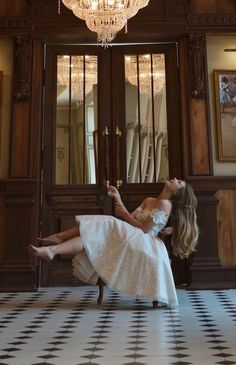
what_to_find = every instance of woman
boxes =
[28,178,199,307]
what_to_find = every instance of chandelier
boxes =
[57,55,97,101]
[125,54,166,95]
[58,0,150,45]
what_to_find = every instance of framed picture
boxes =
[214,70,236,161]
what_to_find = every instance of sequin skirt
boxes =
[72,215,178,307]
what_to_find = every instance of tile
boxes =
[0,288,236,365]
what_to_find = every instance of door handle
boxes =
[102,126,110,188]
[116,179,123,189]
[115,126,122,190]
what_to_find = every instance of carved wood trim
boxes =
[0,16,32,29]
[32,4,51,17]
[14,35,32,101]
[188,14,236,26]
[188,33,206,98]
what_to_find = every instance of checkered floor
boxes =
[0,287,236,365]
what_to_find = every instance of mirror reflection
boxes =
[125,53,169,183]
[55,55,98,185]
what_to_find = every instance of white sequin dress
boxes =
[72,208,178,307]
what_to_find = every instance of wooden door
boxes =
[41,43,183,286]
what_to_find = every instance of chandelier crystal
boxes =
[59,0,150,45]
[125,54,166,95]
[57,55,97,101]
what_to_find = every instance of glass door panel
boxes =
[125,53,168,183]
[56,55,98,185]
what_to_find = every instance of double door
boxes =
[41,43,183,286]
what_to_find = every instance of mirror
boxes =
[55,55,98,185]
[125,53,169,183]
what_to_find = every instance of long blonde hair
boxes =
[170,182,199,259]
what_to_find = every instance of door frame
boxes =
[40,42,185,286]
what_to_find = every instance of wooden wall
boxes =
[0,0,29,16]
[217,190,236,266]
[189,0,236,13]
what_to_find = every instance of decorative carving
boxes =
[167,1,186,18]
[14,35,32,101]
[56,145,65,162]
[31,0,58,17]
[188,33,206,98]
[0,17,31,29]
[188,14,236,26]
[33,5,51,17]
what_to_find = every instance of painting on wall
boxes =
[214,70,236,161]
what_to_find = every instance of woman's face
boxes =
[165,178,185,194]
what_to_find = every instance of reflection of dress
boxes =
[72,209,178,307]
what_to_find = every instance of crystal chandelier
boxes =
[125,54,166,95]
[59,0,150,45]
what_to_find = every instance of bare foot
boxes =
[37,236,63,246]
[28,244,55,261]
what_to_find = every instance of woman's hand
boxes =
[114,201,128,218]
[107,185,129,220]
[107,186,121,202]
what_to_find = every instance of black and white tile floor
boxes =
[0,287,236,365]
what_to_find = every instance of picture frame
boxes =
[214,69,236,161]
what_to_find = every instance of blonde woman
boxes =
[29,178,199,307]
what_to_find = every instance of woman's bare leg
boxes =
[37,226,80,245]
[28,236,84,261]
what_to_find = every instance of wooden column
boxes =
[188,33,212,175]
[0,35,43,291]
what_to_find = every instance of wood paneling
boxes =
[187,178,236,289]
[11,101,30,177]
[0,194,6,263]
[191,98,211,174]
[189,0,236,13]
[216,190,236,266]
[0,0,30,16]
[189,191,236,289]
[0,180,38,291]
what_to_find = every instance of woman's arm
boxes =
[107,186,171,233]
[107,186,150,232]
[114,200,155,233]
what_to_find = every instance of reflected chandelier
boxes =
[57,55,97,101]
[58,0,150,45]
[125,54,166,95]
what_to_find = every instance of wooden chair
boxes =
[96,277,159,308]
